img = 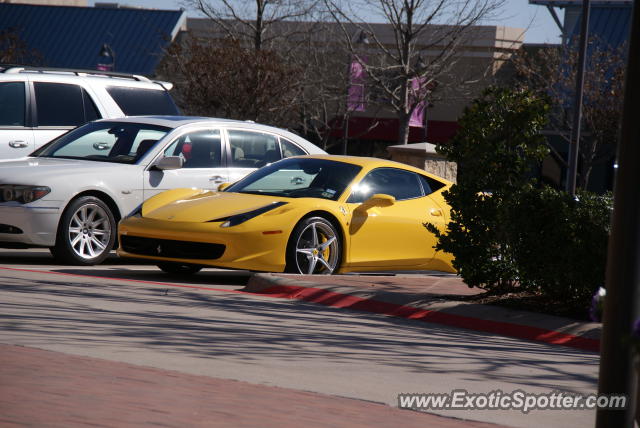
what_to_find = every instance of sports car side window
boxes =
[348,168,422,203]
[418,174,446,195]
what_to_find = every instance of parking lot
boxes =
[0,248,600,428]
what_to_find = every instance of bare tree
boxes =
[185,0,321,51]
[323,0,506,145]
[157,35,303,126]
[512,38,626,189]
[0,27,41,65]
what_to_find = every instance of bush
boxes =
[429,86,611,308]
[429,87,550,291]
[507,187,612,302]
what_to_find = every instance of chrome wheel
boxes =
[67,203,112,260]
[293,219,340,274]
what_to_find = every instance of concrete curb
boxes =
[244,273,601,353]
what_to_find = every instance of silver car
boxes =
[0,116,326,265]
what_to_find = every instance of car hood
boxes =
[143,191,291,223]
[0,157,131,184]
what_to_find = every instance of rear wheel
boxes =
[51,196,116,265]
[285,216,341,275]
[157,262,203,275]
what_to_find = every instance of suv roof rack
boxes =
[0,64,151,82]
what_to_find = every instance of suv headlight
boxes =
[0,185,51,204]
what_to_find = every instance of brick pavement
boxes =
[0,344,508,428]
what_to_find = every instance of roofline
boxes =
[529,0,632,7]
[171,11,188,41]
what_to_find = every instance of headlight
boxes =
[213,201,287,228]
[0,185,51,204]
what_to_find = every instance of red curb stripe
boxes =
[254,284,601,353]
[0,266,600,352]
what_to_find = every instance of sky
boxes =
[89,0,564,44]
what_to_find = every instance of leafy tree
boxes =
[427,86,549,291]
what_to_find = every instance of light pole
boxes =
[343,30,369,155]
[97,43,116,72]
[566,0,590,195]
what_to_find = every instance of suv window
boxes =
[82,89,101,122]
[348,168,423,203]
[35,82,95,127]
[228,130,280,168]
[0,82,25,126]
[106,86,180,116]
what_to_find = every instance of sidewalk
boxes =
[244,272,602,353]
[0,343,507,428]
[0,270,600,428]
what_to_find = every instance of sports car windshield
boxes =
[225,158,362,201]
[32,121,171,164]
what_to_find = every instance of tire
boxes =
[285,216,341,275]
[50,196,116,265]
[157,262,203,275]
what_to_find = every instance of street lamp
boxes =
[344,29,369,155]
[97,43,116,72]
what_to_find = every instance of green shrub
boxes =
[429,86,550,291]
[428,86,611,307]
[507,187,612,301]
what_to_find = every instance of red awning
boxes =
[329,117,459,144]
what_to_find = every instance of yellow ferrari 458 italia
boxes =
[117,155,455,275]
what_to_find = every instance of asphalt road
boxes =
[0,249,600,427]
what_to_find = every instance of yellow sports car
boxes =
[117,155,455,275]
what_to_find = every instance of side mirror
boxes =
[364,193,396,207]
[154,156,183,170]
[217,182,232,191]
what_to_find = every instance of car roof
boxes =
[96,116,319,143]
[95,115,234,128]
[290,154,453,183]
[0,66,172,90]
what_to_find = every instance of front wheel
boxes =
[285,216,341,275]
[51,196,116,265]
[157,262,203,275]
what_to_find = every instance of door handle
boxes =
[209,175,226,182]
[430,208,443,217]
[9,140,28,149]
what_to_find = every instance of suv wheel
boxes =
[50,196,116,265]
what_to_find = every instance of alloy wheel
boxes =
[294,220,339,274]
[67,203,112,260]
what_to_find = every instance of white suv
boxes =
[0,66,179,159]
